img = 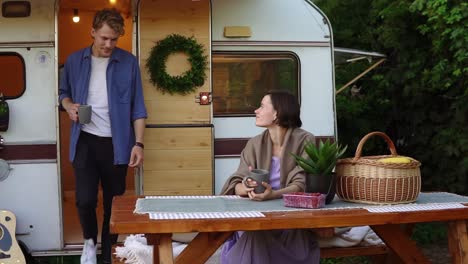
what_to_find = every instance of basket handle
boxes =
[352,131,398,161]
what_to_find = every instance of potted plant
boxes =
[292,139,347,204]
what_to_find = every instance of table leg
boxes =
[175,231,233,264]
[447,220,468,264]
[147,234,174,264]
[371,224,430,264]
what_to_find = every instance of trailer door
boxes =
[138,0,213,195]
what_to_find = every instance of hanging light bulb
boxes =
[72,9,80,23]
[109,0,117,4]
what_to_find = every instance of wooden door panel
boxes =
[140,0,213,196]
[145,126,211,149]
[143,170,212,195]
[145,99,210,125]
[140,0,211,124]
[143,127,213,195]
[145,149,211,171]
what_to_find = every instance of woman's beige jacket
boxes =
[220,128,315,195]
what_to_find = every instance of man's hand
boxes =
[62,98,80,122]
[128,145,144,167]
[131,118,145,167]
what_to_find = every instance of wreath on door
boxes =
[146,34,208,95]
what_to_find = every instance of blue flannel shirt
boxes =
[59,46,147,164]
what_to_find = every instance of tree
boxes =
[315,0,467,194]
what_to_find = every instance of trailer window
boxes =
[0,53,25,99]
[212,53,299,116]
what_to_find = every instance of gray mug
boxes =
[243,169,270,193]
[78,105,92,124]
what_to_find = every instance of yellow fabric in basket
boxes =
[378,157,411,163]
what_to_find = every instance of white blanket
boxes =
[318,226,383,248]
[114,234,152,264]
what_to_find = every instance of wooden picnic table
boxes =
[110,194,468,264]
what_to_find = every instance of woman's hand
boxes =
[234,181,255,196]
[248,182,275,201]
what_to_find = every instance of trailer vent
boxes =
[224,26,251,38]
[2,1,31,18]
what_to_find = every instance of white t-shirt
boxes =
[82,56,112,137]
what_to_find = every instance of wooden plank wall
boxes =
[144,127,213,195]
[139,0,212,195]
[139,0,211,124]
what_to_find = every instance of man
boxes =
[59,8,147,264]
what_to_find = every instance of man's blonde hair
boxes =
[92,8,125,36]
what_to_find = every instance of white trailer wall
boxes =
[211,0,335,193]
[0,0,61,251]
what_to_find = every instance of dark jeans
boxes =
[73,131,127,263]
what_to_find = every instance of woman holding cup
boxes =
[220,90,320,263]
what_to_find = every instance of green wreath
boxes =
[146,34,208,95]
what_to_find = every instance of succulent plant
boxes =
[292,139,347,176]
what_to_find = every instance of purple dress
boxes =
[220,157,320,264]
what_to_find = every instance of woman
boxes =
[220,90,320,264]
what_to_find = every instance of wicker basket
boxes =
[335,131,421,205]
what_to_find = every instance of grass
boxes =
[31,256,81,264]
[320,256,371,264]
[26,255,105,264]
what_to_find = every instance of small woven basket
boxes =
[335,132,421,205]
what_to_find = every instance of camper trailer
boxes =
[0,0,383,257]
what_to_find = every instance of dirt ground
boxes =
[421,242,452,264]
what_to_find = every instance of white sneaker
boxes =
[81,238,97,264]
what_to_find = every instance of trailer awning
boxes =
[334,47,387,95]
[334,47,386,64]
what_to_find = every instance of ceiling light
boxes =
[72,9,80,23]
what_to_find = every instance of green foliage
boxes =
[146,34,208,95]
[0,101,8,114]
[320,257,371,264]
[292,140,347,176]
[412,222,447,245]
[316,0,468,194]
[320,257,373,264]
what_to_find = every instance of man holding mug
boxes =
[58,8,147,264]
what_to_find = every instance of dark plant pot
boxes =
[306,173,336,204]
